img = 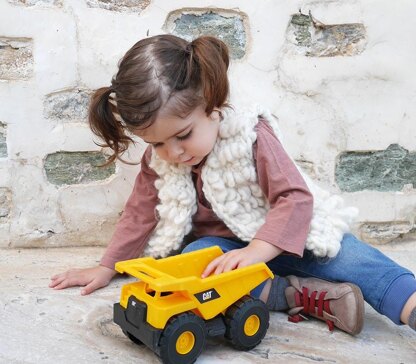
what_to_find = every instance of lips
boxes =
[182,157,194,163]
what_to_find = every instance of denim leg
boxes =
[183,234,416,324]
[182,236,247,254]
[266,233,416,324]
[182,237,267,298]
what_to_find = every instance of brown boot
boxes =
[285,276,364,335]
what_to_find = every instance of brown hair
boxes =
[89,34,230,164]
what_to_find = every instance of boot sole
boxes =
[342,283,365,335]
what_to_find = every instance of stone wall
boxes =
[0,0,415,248]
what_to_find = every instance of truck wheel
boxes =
[159,312,206,364]
[225,296,269,351]
[122,330,144,345]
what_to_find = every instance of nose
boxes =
[166,141,184,161]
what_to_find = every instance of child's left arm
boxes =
[201,238,283,278]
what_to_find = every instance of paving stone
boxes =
[336,144,416,192]
[169,11,246,59]
[0,243,415,363]
[0,37,33,80]
[44,151,115,185]
[287,12,366,57]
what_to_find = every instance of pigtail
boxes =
[88,86,134,164]
[189,36,230,114]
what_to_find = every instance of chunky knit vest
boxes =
[145,105,358,258]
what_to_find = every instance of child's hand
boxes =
[201,239,283,278]
[49,265,117,295]
[201,245,261,278]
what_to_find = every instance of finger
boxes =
[52,280,73,290]
[50,268,80,281]
[53,275,88,290]
[202,256,223,278]
[215,251,239,272]
[50,273,70,286]
[201,262,216,278]
[223,257,240,273]
[237,259,251,269]
[214,256,238,275]
[81,279,103,296]
[49,276,66,288]
[50,272,68,280]
[213,259,226,275]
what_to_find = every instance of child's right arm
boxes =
[49,147,159,295]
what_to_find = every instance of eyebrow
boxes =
[141,123,191,144]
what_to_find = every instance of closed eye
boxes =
[177,130,192,141]
[149,129,192,147]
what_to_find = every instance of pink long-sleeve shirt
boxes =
[100,119,313,269]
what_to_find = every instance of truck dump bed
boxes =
[115,246,274,329]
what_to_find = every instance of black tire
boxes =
[122,330,144,345]
[159,312,207,364]
[225,296,269,351]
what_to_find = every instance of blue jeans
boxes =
[182,234,416,324]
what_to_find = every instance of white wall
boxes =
[0,0,415,248]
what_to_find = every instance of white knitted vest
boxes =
[146,105,358,258]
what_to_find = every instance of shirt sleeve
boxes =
[100,146,159,269]
[253,119,313,257]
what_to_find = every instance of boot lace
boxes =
[288,287,335,331]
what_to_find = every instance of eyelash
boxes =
[152,130,192,148]
[177,130,192,141]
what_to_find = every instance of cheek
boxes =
[182,122,219,156]
[186,135,212,155]
[203,123,219,150]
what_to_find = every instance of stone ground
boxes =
[0,241,415,364]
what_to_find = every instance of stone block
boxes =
[287,12,366,57]
[0,188,11,218]
[0,122,6,158]
[86,0,150,13]
[359,221,416,244]
[336,144,416,192]
[44,89,91,122]
[0,37,33,80]
[167,10,246,59]
[44,152,115,186]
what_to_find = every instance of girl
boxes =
[50,35,416,336]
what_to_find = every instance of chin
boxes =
[185,156,203,165]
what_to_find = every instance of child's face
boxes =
[133,105,221,166]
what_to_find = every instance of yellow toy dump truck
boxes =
[113,246,274,364]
